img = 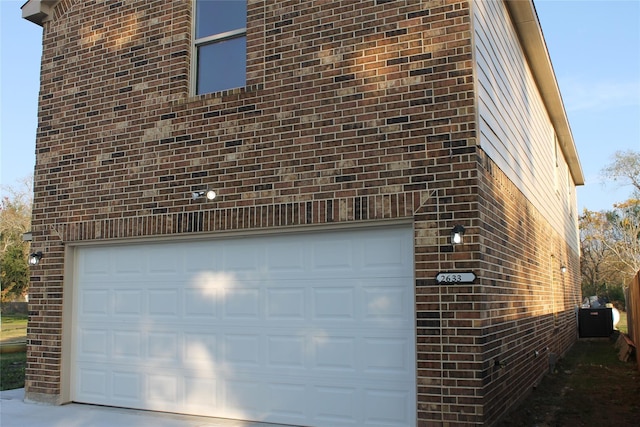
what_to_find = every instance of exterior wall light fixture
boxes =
[560,266,567,274]
[28,251,43,266]
[451,225,465,245]
[191,190,217,201]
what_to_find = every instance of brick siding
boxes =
[27,1,579,425]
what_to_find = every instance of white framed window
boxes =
[194,0,247,95]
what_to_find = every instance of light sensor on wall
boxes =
[28,251,43,266]
[191,190,217,201]
[451,224,465,245]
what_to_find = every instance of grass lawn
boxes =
[497,333,640,426]
[1,314,27,391]
[0,351,26,391]
[617,310,628,334]
[1,314,28,344]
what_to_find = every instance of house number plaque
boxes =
[435,272,476,283]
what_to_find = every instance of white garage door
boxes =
[72,225,415,427]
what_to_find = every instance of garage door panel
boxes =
[147,374,179,408]
[147,246,181,274]
[184,288,218,317]
[79,328,108,356]
[313,385,357,424]
[112,371,141,402]
[147,332,179,361]
[74,226,415,427]
[224,334,261,367]
[184,243,222,273]
[148,289,180,316]
[77,368,108,398]
[267,335,306,368]
[223,242,264,272]
[80,290,109,315]
[223,288,261,319]
[365,389,413,426]
[187,271,234,305]
[313,336,356,371]
[362,337,411,373]
[363,281,411,321]
[183,375,218,409]
[81,249,110,276]
[267,382,309,420]
[312,287,355,320]
[77,331,414,379]
[312,239,354,272]
[184,333,217,363]
[362,237,410,269]
[265,288,305,319]
[113,290,142,316]
[76,371,414,426]
[113,247,145,275]
[266,241,306,272]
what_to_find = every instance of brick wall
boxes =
[475,150,580,425]
[27,0,579,425]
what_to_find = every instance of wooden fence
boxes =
[627,271,640,368]
[0,302,28,315]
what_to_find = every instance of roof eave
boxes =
[505,0,585,186]
[21,0,58,26]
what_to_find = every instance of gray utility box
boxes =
[578,308,613,338]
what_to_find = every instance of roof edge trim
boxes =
[21,0,58,26]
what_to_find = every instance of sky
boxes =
[1,0,639,212]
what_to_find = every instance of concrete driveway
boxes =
[0,389,287,427]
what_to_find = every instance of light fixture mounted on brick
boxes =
[191,190,217,201]
[28,251,43,266]
[451,225,465,245]
[560,265,567,274]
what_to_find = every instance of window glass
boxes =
[197,37,247,94]
[196,0,247,39]
[194,0,247,95]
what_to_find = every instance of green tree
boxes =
[579,150,640,307]
[579,209,627,304]
[0,244,30,301]
[600,149,640,279]
[0,178,33,302]
[604,199,640,278]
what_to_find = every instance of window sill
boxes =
[173,83,263,108]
